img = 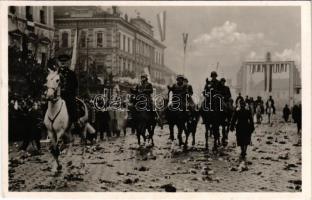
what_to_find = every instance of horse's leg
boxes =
[212,124,219,151]
[150,122,156,146]
[192,123,196,147]
[48,130,61,173]
[221,122,228,147]
[177,123,184,147]
[205,123,209,150]
[136,128,141,146]
[169,123,174,141]
[184,123,190,150]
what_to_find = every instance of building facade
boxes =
[8,6,55,65]
[236,52,301,108]
[54,6,174,92]
[8,6,54,97]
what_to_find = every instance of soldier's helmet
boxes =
[176,74,184,81]
[141,73,148,79]
[220,78,226,83]
[210,71,218,78]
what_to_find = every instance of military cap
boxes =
[57,54,71,62]
[220,78,226,82]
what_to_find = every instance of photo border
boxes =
[0,1,311,199]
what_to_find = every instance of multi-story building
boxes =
[54,6,175,92]
[8,6,54,97]
[8,6,54,65]
[236,52,301,108]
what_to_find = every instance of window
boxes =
[61,32,69,48]
[281,64,284,72]
[252,65,256,73]
[276,64,279,73]
[97,32,103,48]
[40,8,46,24]
[123,35,126,51]
[285,64,288,72]
[80,31,87,48]
[257,64,261,72]
[128,38,130,53]
[26,6,33,21]
[9,6,16,14]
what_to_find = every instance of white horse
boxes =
[44,69,71,173]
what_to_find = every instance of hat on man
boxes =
[210,71,218,78]
[57,54,71,62]
[220,78,226,82]
[176,74,184,81]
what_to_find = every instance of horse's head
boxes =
[45,69,61,101]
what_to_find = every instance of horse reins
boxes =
[48,99,64,139]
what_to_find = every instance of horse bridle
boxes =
[46,74,61,103]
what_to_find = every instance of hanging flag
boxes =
[157,11,166,42]
[70,28,78,71]
[144,67,151,81]
[182,33,188,53]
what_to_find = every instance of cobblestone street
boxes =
[8,115,301,192]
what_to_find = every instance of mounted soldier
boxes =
[130,73,156,146]
[131,74,152,110]
[266,95,276,114]
[183,77,195,112]
[201,71,225,151]
[219,77,233,146]
[166,74,189,147]
[220,78,231,103]
[235,93,244,107]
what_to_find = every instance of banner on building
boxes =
[157,11,166,42]
[70,28,78,71]
[144,67,151,81]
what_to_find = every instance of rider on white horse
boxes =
[56,54,78,129]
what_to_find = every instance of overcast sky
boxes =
[113,6,301,92]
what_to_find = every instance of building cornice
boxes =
[244,60,295,64]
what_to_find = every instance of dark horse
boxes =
[129,90,156,147]
[165,91,190,149]
[200,94,226,151]
[220,99,235,147]
[184,104,201,148]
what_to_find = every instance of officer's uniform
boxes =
[134,80,153,111]
[220,79,232,103]
[58,55,78,125]
[170,82,188,111]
